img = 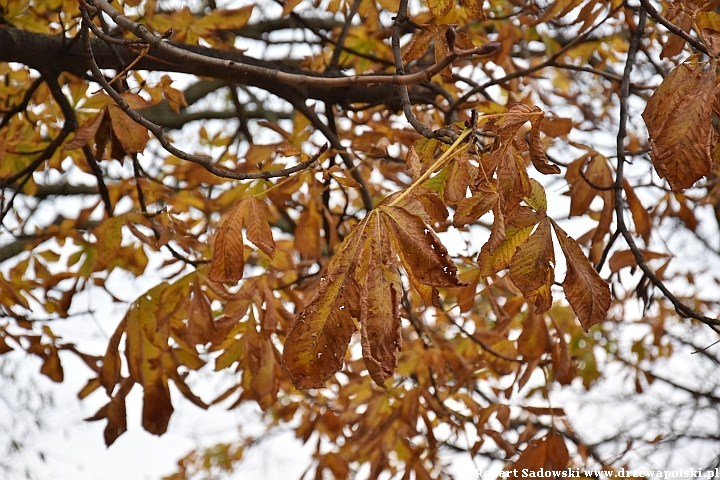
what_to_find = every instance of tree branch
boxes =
[613,8,720,332]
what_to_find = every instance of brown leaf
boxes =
[642,60,716,192]
[402,28,434,63]
[453,183,499,227]
[623,179,652,243]
[540,116,573,137]
[552,221,611,331]
[100,316,127,394]
[509,218,555,314]
[381,206,464,287]
[608,250,669,274]
[528,112,561,175]
[358,214,402,387]
[444,153,477,203]
[244,196,276,258]
[142,374,174,435]
[701,28,720,57]
[40,346,64,382]
[510,431,569,472]
[282,221,365,389]
[478,224,534,277]
[65,110,106,150]
[208,198,248,283]
[517,310,550,360]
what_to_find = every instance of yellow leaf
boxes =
[478,225,534,277]
[509,218,554,314]
[463,0,486,20]
[551,221,611,331]
[642,59,716,192]
[294,198,323,258]
[194,5,254,30]
[426,0,453,19]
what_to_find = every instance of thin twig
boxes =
[638,0,709,56]
[80,8,318,182]
[613,8,720,332]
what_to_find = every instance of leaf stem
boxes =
[389,127,472,207]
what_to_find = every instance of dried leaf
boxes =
[517,310,550,360]
[453,184,499,227]
[108,104,149,154]
[426,0,453,19]
[509,219,554,314]
[623,179,652,243]
[552,221,611,331]
[642,60,716,192]
[358,214,402,387]
[282,222,365,389]
[381,206,464,287]
[608,250,669,274]
[244,196,276,258]
[209,198,248,283]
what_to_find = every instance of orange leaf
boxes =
[510,431,569,471]
[107,104,149,154]
[552,221,611,331]
[295,198,323,258]
[208,198,248,283]
[642,59,716,192]
[244,196,276,258]
[517,310,550,360]
[608,249,669,274]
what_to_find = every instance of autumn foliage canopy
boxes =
[2,0,720,477]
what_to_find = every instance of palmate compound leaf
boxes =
[209,196,275,284]
[642,59,717,192]
[283,203,465,389]
[551,220,611,331]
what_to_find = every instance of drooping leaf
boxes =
[509,218,554,314]
[478,224,534,277]
[517,311,550,360]
[282,221,365,389]
[551,221,611,331]
[244,196,276,258]
[209,198,248,283]
[358,213,402,387]
[642,60,716,192]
